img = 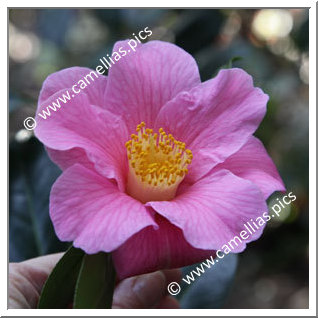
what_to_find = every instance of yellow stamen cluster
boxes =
[125,122,193,187]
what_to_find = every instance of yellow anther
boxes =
[125,122,193,189]
[186,149,192,155]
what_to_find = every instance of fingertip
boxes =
[112,270,166,308]
[162,268,182,285]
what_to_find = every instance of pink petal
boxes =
[155,68,269,182]
[38,67,107,109]
[105,40,201,132]
[46,147,95,172]
[113,214,214,279]
[34,90,128,191]
[50,164,157,254]
[148,169,268,252]
[216,136,285,199]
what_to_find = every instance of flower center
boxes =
[125,122,193,203]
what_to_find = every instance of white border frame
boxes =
[3,1,316,316]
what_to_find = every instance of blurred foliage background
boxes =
[9,9,309,309]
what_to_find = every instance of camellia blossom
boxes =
[34,40,285,279]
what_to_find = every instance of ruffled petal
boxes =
[50,164,157,253]
[34,90,128,191]
[148,169,268,252]
[155,68,269,182]
[216,136,285,199]
[46,147,95,172]
[112,214,214,279]
[38,67,107,109]
[105,40,201,132]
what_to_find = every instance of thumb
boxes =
[112,269,181,309]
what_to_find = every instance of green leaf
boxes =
[38,246,85,308]
[211,56,243,78]
[214,56,243,75]
[9,137,68,262]
[73,252,116,309]
[224,56,243,68]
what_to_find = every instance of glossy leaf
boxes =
[38,246,85,308]
[74,252,116,309]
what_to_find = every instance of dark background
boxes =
[9,9,309,309]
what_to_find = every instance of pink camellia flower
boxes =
[34,40,285,279]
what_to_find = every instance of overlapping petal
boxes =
[50,164,157,253]
[46,147,95,172]
[155,68,269,182]
[216,136,286,199]
[113,214,214,279]
[34,90,128,190]
[148,169,268,252]
[105,40,201,132]
[38,66,108,109]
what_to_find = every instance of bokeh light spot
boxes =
[252,9,293,41]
